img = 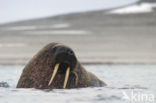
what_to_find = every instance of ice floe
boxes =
[109,3,156,14]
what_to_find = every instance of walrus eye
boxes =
[48,63,70,89]
[52,46,57,52]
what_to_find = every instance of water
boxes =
[0,65,156,103]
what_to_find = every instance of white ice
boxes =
[109,3,156,14]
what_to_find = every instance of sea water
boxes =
[0,65,156,103]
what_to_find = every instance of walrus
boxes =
[17,43,106,89]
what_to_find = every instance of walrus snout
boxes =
[53,46,77,69]
[54,46,74,56]
[54,53,77,67]
[48,45,77,88]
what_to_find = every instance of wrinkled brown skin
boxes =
[17,43,106,89]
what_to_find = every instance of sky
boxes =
[0,0,137,24]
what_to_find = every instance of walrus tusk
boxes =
[63,67,70,89]
[48,63,60,86]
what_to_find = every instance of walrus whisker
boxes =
[63,67,70,89]
[48,63,60,86]
[71,71,79,86]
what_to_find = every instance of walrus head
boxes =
[48,44,78,89]
[17,43,106,89]
[17,43,81,89]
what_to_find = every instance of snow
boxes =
[109,3,156,14]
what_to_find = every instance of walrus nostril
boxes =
[68,50,74,55]
[61,48,73,55]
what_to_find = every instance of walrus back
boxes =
[17,43,58,88]
[88,72,106,87]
